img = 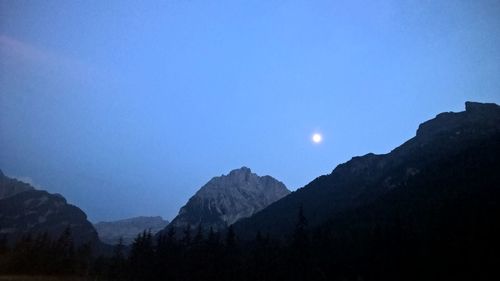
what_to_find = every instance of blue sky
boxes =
[1,0,499,222]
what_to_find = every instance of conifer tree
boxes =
[289,205,310,281]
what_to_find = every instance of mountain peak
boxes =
[416,101,500,139]
[163,168,290,233]
[228,166,252,176]
[465,101,500,113]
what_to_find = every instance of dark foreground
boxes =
[0,276,87,281]
[1,212,498,281]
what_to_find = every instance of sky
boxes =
[1,0,499,222]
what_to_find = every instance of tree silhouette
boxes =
[290,205,310,281]
[156,227,179,281]
[106,237,125,281]
[51,227,76,274]
[222,225,240,281]
[129,230,154,280]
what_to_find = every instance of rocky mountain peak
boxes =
[228,166,252,177]
[465,101,500,113]
[163,167,290,233]
[415,101,500,141]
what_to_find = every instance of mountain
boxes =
[95,216,169,245]
[0,170,34,199]
[234,101,500,242]
[0,171,99,246]
[164,167,290,233]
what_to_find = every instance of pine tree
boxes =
[75,242,92,276]
[32,232,50,274]
[9,234,33,274]
[293,205,308,247]
[222,225,240,281]
[225,225,236,248]
[205,226,222,280]
[156,227,180,281]
[52,226,76,275]
[107,237,125,281]
[129,230,154,280]
[290,205,310,281]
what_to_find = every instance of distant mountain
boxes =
[0,171,99,246]
[95,216,169,245]
[234,101,500,242]
[163,167,290,234]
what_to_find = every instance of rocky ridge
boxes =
[0,171,99,246]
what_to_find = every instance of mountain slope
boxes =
[95,216,169,245]
[234,101,500,240]
[165,167,290,233]
[0,172,99,246]
[0,170,34,199]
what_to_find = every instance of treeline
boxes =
[0,227,92,276]
[0,203,496,281]
[0,207,341,280]
[94,207,333,281]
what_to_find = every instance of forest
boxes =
[1,201,496,281]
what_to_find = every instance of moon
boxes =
[312,133,322,143]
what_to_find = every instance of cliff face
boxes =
[165,167,290,233]
[95,216,169,245]
[0,172,99,246]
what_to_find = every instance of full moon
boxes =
[312,133,322,143]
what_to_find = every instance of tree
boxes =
[252,231,274,281]
[107,237,126,281]
[222,225,240,281]
[225,225,236,249]
[155,227,179,281]
[293,205,308,247]
[51,227,76,275]
[290,205,310,281]
[205,226,222,280]
[129,230,154,280]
